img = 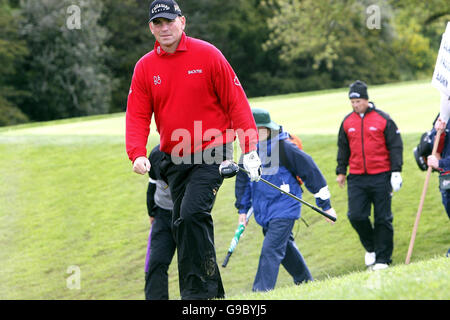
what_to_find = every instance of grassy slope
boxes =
[231,256,449,300]
[0,80,448,299]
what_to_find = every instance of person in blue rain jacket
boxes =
[428,116,450,219]
[235,108,337,292]
[427,116,450,258]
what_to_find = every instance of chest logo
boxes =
[188,69,203,75]
[154,75,161,85]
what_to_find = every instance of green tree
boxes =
[0,0,28,126]
[181,0,284,97]
[99,0,150,113]
[100,0,283,103]
[18,0,113,121]
[263,0,400,89]
[389,0,450,80]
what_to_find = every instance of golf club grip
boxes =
[239,167,336,222]
[222,251,232,267]
[309,204,337,222]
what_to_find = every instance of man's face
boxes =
[149,16,186,52]
[350,98,369,114]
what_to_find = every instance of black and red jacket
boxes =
[336,103,403,175]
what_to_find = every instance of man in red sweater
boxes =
[336,80,403,271]
[126,0,261,299]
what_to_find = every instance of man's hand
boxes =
[133,156,150,175]
[435,117,447,131]
[391,172,402,192]
[336,174,346,188]
[243,150,262,182]
[427,155,440,170]
[324,207,337,225]
[238,213,248,227]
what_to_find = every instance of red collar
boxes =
[154,32,188,56]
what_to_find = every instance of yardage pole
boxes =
[405,129,442,264]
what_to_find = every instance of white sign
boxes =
[432,22,450,96]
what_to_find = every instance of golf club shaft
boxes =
[240,168,336,222]
[405,128,442,264]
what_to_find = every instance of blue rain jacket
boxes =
[235,129,331,228]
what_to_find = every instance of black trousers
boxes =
[347,172,394,264]
[161,153,225,300]
[144,207,176,300]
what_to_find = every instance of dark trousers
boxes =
[439,188,450,219]
[162,155,225,300]
[144,207,176,300]
[253,219,313,292]
[347,172,394,264]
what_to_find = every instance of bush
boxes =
[0,97,29,126]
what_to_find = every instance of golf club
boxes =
[219,160,337,222]
[222,207,253,268]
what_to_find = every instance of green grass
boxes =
[250,79,442,135]
[231,256,449,300]
[0,80,448,300]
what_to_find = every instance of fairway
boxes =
[0,80,449,300]
[0,80,441,137]
[250,80,442,135]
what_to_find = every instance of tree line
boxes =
[0,0,449,126]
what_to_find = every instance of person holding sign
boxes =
[406,22,450,264]
[427,122,450,219]
[426,120,450,258]
[428,21,450,258]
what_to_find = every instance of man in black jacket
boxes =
[336,80,403,270]
[144,145,176,299]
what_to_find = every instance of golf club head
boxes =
[219,160,239,178]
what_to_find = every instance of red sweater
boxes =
[337,104,403,175]
[126,33,258,162]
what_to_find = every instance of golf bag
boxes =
[413,114,444,171]
[413,130,433,171]
[288,133,303,151]
[287,133,304,185]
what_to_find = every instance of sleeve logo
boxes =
[234,75,241,86]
